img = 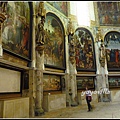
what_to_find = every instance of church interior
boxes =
[0,1,120,118]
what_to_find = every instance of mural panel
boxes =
[105,31,120,70]
[44,12,65,68]
[97,2,120,26]
[47,2,68,16]
[77,77,94,90]
[43,74,61,91]
[74,28,96,71]
[108,77,120,88]
[2,2,30,58]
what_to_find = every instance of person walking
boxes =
[85,86,92,112]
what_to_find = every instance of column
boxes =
[68,35,78,106]
[95,27,109,102]
[35,52,44,115]
[64,30,71,106]
[67,18,78,106]
[34,2,46,116]
[29,2,37,117]
[31,2,36,68]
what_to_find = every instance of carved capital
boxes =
[36,45,44,56]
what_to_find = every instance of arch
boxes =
[74,27,96,71]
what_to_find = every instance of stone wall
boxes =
[42,94,66,112]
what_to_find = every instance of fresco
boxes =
[44,12,65,68]
[47,2,68,16]
[43,74,61,91]
[2,2,30,58]
[108,77,120,88]
[97,2,120,26]
[76,77,94,90]
[105,31,120,70]
[74,28,96,71]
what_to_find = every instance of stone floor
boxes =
[34,101,120,119]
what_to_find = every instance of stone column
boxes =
[64,31,71,106]
[31,3,36,68]
[29,2,37,117]
[95,27,109,102]
[68,35,78,106]
[69,63,78,106]
[35,51,44,115]
[66,17,78,106]
[34,1,46,116]
[29,69,36,117]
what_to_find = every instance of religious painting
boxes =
[47,2,68,16]
[77,77,94,90]
[44,12,65,69]
[97,2,120,26]
[2,2,31,59]
[108,77,120,88]
[43,74,61,91]
[74,27,96,71]
[104,31,120,71]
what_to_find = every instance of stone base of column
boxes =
[35,108,44,116]
[98,93,111,102]
[102,93,111,102]
[71,101,78,107]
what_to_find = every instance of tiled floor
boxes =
[34,101,120,119]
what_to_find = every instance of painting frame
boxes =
[44,12,66,70]
[104,31,120,71]
[2,2,33,61]
[76,76,95,90]
[108,76,120,88]
[43,74,62,92]
[74,27,96,72]
[0,66,23,94]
